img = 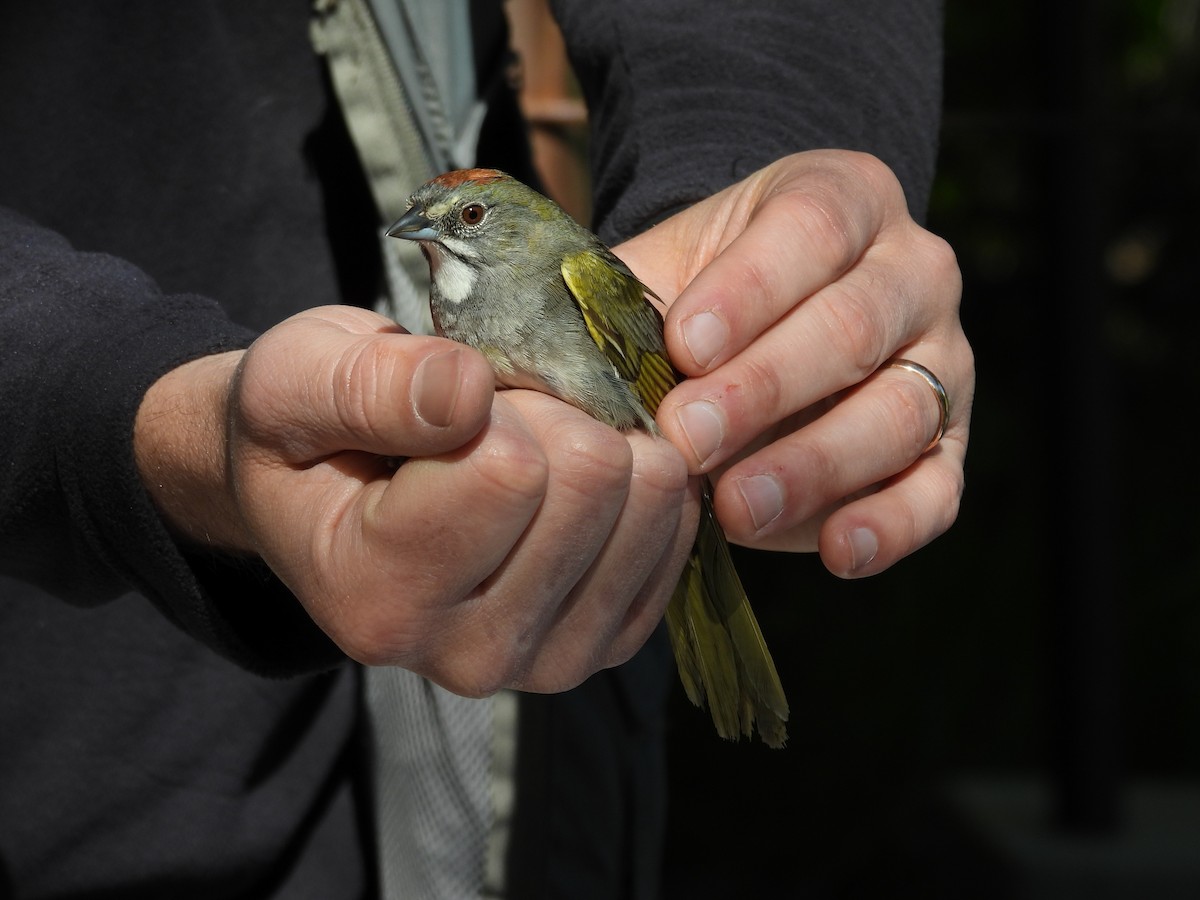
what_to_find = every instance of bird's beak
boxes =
[386,209,439,241]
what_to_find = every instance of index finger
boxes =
[662,152,900,375]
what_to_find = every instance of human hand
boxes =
[134,306,695,694]
[615,150,973,577]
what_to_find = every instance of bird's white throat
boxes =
[427,241,478,304]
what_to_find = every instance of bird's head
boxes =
[387,169,572,272]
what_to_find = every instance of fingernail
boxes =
[412,348,462,427]
[675,400,726,466]
[737,474,785,532]
[681,310,729,369]
[847,527,879,574]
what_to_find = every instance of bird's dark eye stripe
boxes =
[461,204,486,225]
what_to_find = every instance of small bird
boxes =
[388,168,788,747]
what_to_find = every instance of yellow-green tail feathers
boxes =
[666,483,789,748]
[563,249,789,746]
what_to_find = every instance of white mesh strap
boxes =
[310,0,431,332]
[364,669,518,900]
[311,4,515,897]
[366,0,485,174]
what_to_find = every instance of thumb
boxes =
[232,306,494,462]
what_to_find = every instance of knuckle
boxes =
[605,603,662,669]
[813,279,889,375]
[331,339,391,445]
[427,666,505,700]
[784,186,863,276]
[229,340,292,441]
[453,662,510,699]
[824,150,907,218]
[519,658,592,695]
[926,459,966,532]
[881,375,941,455]
[734,353,787,421]
[913,228,963,309]
[781,151,895,267]
[336,617,410,669]
[788,436,840,500]
[896,460,964,556]
[604,639,641,671]
[457,599,544,695]
[849,151,905,204]
[425,630,528,699]
[629,434,690,500]
[470,429,551,505]
[735,247,784,308]
[549,423,634,496]
[924,230,961,281]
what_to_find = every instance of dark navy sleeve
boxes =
[551,0,944,243]
[0,208,344,675]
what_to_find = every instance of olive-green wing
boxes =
[563,249,790,748]
[560,248,677,416]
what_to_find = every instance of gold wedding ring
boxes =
[887,358,950,452]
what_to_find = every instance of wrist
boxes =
[133,350,256,554]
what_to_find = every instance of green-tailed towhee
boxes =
[388,168,788,747]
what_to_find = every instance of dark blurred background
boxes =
[653,0,1200,896]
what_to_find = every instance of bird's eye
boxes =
[460,204,486,226]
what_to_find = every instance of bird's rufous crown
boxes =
[430,168,510,189]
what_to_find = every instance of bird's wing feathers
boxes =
[560,248,677,416]
[561,248,789,748]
